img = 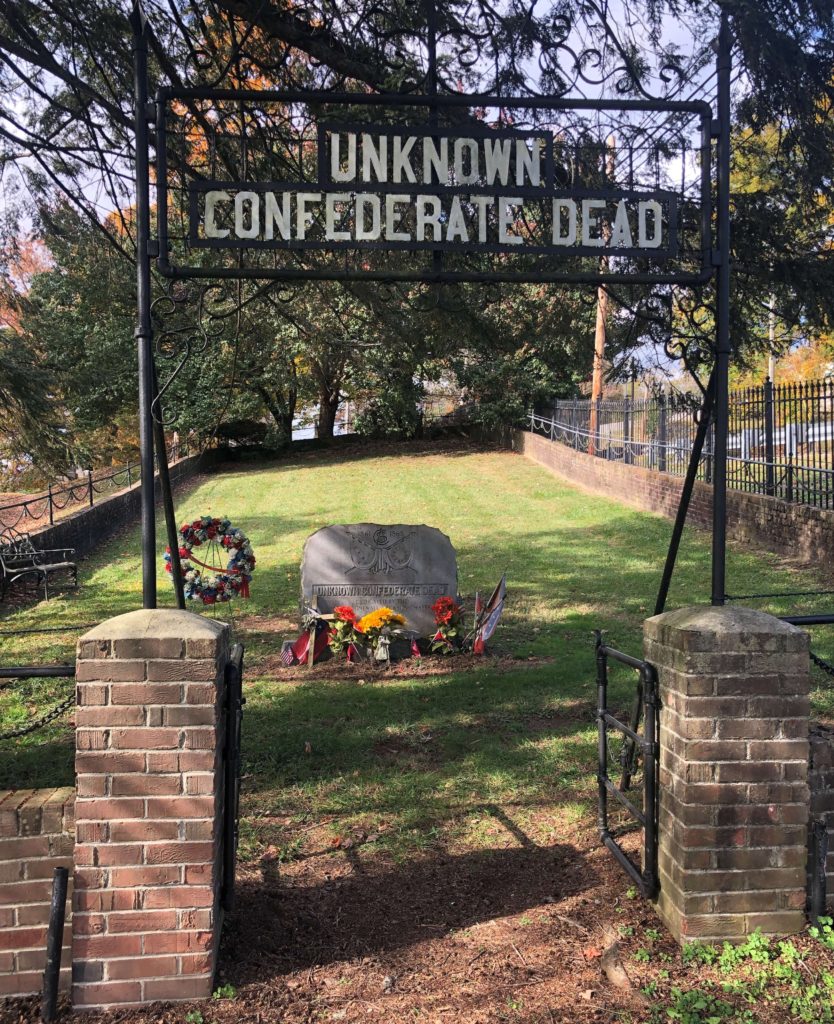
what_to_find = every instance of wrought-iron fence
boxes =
[531,378,834,510]
[0,441,192,532]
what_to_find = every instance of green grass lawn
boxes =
[5,440,834,1022]
[2,440,833,812]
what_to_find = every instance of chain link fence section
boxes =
[0,690,75,741]
[811,650,834,681]
[0,660,76,741]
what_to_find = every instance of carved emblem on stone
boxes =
[347,526,416,576]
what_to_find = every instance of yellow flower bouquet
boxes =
[356,607,407,661]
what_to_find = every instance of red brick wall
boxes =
[646,606,811,942]
[72,609,229,1009]
[0,788,74,997]
[516,430,834,566]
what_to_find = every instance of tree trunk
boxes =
[257,385,296,444]
[317,391,340,439]
[589,135,616,456]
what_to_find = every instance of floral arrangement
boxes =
[164,515,255,605]
[313,596,480,667]
[328,605,365,655]
[431,595,463,654]
[356,606,407,658]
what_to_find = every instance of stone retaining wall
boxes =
[0,788,74,997]
[515,429,834,567]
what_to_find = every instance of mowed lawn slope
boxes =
[3,440,834,1023]
[2,439,833,794]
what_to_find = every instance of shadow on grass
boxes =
[237,660,639,843]
[0,736,74,789]
[223,824,590,977]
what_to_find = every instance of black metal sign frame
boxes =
[155,87,713,287]
[185,180,680,260]
[132,2,733,619]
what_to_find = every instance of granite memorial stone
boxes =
[301,524,459,635]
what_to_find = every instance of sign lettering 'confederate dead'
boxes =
[189,127,677,257]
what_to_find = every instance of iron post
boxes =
[41,866,68,1023]
[623,397,632,465]
[657,393,667,474]
[131,1,157,609]
[640,665,659,900]
[711,7,732,605]
[152,361,185,609]
[595,631,608,839]
[764,377,776,496]
[654,373,716,616]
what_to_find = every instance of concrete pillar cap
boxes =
[645,604,805,638]
[79,608,227,642]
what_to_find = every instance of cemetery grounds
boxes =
[3,440,834,1024]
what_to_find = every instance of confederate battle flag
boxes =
[473,574,506,654]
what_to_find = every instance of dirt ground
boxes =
[6,816,834,1024]
[4,825,664,1024]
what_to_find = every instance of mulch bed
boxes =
[3,826,656,1024]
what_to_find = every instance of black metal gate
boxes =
[221,643,245,913]
[595,632,659,899]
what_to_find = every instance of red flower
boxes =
[334,605,357,623]
[206,527,217,539]
[432,596,459,626]
[178,547,189,558]
[164,563,172,573]
[192,519,202,529]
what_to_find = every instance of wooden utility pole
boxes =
[588,135,616,455]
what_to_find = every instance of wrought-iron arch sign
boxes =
[154,89,712,286]
[130,2,732,615]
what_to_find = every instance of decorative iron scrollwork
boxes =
[150,283,237,425]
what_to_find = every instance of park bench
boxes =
[0,527,77,601]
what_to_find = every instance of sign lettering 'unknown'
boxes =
[189,126,677,258]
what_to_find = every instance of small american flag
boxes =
[280,641,296,666]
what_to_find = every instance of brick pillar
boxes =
[644,605,810,943]
[73,609,230,1009]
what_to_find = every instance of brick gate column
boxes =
[73,609,230,1009]
[644,605,810,943]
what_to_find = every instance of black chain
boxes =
[811,650,834,679]
[0,693,75,740]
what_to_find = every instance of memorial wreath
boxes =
[164,515,256,604]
